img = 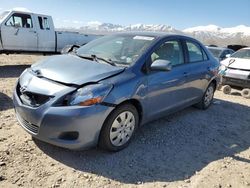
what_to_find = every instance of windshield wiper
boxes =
[76,53,116,66]
[76,54,93,61]
[91,54,116,66]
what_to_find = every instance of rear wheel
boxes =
[99,104,139,151]
[195,82,215,110]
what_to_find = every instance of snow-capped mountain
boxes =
[80,21,124,31]
[60,22,250,46]
[79,22,182,34]
[183,25,250,46]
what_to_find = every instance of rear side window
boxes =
[6,13,33,28]
[38,16,50,30]
[186,41,207,62]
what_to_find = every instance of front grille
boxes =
[226,77,250,84]
[222,77,250,88]
[16,112,39,134]
[17,83,52,107]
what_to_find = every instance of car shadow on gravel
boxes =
[0,65,30,78]
[34,99,250,184]
[0,92,13,111]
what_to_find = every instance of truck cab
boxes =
[0,10,56,52]
[0,10,99,53]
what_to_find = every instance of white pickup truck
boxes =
[0,10,99,53]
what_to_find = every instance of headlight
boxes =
[218,65,227,75]
[69,83,113,106]
[219,65,226,71]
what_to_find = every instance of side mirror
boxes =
[150,59,172,71]
[225,54,231,58]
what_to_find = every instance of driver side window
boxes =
[151,40,184,67]
[5,13,33,28]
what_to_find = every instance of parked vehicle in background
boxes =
[207,46,234,61]
[0,10,99,54]
[227,45,247,52]
[219,47,250,98]
[13,33,219,151]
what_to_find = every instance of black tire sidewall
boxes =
[222,85,231,94]
[203,83,215,109]
[99,104,139,151]
[242,89,250,99]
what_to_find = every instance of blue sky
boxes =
[0,0,250,29]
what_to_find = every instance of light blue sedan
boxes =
[13,32,219,151]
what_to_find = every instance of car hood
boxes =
[221,58,250,70]
[31,54,125,86]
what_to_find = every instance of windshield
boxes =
[0,11,9,21]
[208,48,222,58]
[231,49,250,59]
[76,35,155,66]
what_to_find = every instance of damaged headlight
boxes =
[69,83,113,106]
[218,65,227,75]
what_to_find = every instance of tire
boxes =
[99,104,139,151]
[195,82,215,110]
[222,85,231,95]
[241,88,250,99]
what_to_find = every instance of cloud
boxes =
[63,19,70,23]
[54,18,84,29]
[61,19,84,25]
[73,20,83,24]
[87,21,102,26]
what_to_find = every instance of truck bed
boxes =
[56,31,100,52]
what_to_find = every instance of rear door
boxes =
[182,39,211,99]
[1,12,37,51]
[35,15,55,52]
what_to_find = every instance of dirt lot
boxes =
[0,54,250,188]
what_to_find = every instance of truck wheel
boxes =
[99,104,139,152]
[241,89,250,99]
[222,85,231,95]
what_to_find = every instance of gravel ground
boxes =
[0,54,250,188]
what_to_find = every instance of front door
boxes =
[1,13,37,51]
[146,39,191,119]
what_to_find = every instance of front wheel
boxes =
[222,85,231,95]
[99,104,139,151]
[195,82,215,110]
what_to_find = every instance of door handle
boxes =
[183,72,189,77]
[29,31,36,33]
[14,28,19,35]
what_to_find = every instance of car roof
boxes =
[113,31,192,39]
[206,46,230,51]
